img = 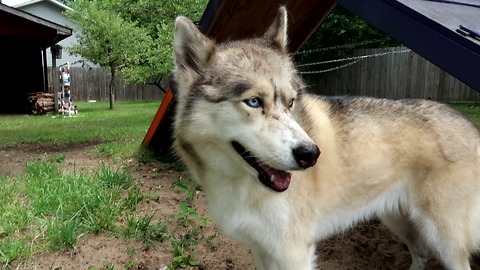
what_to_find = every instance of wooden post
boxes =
[42,47,49,93]
[51,48,59,114]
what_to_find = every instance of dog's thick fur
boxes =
[172,7,480,270]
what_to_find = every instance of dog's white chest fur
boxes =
[204,172,290,248]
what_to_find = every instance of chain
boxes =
[298,60,361,74]
[296,48,412,74]
[292,38,389,56]
[296,48,411,68]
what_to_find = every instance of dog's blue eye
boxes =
[289,98,294,108]
[244,97,262,108]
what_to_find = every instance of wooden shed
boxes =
[0,3,72,113]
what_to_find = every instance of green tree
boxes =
[66,0,152,109]
[57,0,74,5]
[110,0,208,92]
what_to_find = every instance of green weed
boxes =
[0,176,33,237]
[167,202,217,270]
[96,164,133,188]
[124,187,145,211]
[169,252,199,270]
[81,188,124,233]
[97,143,117,157]
[124,247,137,256]
[49,154,65,163]
[123,213,169,246]
[124,260,138,269]
[176,202,199,227]
[0,238,31,267]
[173,177,200,202]
[44,217,79,250]
[103,261,115,270]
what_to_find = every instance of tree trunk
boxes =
[109,65,116,110]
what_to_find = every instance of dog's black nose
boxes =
[293,144,320,169]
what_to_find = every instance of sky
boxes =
[2,0,30,6]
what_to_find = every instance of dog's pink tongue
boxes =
[260,164,292,191]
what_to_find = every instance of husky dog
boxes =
[172,7,480,270]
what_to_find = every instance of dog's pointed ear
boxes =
[263,6,288,52]
[174,17,214,86]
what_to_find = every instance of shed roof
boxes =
[198,0,336,53]
[13,0,72,11]
[0,2,72,48]
[337,0,480,91]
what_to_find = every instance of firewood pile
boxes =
[26,92,78,115]
[26,92,57,115]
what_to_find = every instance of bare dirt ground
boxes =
[2,142,480,270]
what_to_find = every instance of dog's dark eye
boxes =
[289,98,294,108]
[244,97,262,108]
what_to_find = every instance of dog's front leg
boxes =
[251,243,316,270]
[251,246,275,270]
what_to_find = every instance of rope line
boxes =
[297,48,412,74]
[292,38,390,56]
[298,60,361,74]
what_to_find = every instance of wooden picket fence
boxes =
[47,67,165,102]
[47,48,480,103]
[302,47,480,102]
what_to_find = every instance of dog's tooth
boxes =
[270,175,275,182]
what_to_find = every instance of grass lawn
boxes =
[450,103,480,129]
[0,100,161,159]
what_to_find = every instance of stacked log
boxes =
[26,92,57,115]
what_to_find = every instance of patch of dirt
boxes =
[0,141,105,177]
[0,140,105,154]
[3,145,480,270]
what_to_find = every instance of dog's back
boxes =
[317,96,480,162]
[301,94,480,269]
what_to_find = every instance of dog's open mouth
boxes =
[231,141,292,192]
